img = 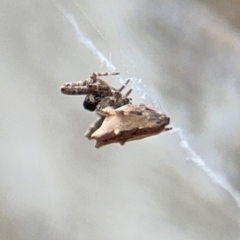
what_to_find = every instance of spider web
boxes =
[55,3,240,208]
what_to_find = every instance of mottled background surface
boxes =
[1,0,240,239]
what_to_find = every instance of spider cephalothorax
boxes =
[60,72,132,112]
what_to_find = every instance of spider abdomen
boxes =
[83,93,102,111]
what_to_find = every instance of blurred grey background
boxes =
[1,0,240,239]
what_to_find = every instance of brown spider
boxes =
[60,72,132,111]
[60,72,172,148]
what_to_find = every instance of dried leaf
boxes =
[88,104,171,148]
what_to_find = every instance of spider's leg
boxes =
[60,77,93,94]
[97,95,131,112]
[60,81,86,95]
[90,78,119,92]
[118,79,130,92]
[94,78,113,87]
[96,97,116,112]
[90,72,120,81]
[88,84,113,93]
[61,82,113,95]
[124,89,132,97]
[112,97,131,109]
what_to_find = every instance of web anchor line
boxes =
[56,5,240,208]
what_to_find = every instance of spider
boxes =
[60,72,172,148]
[60,72,132,111]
